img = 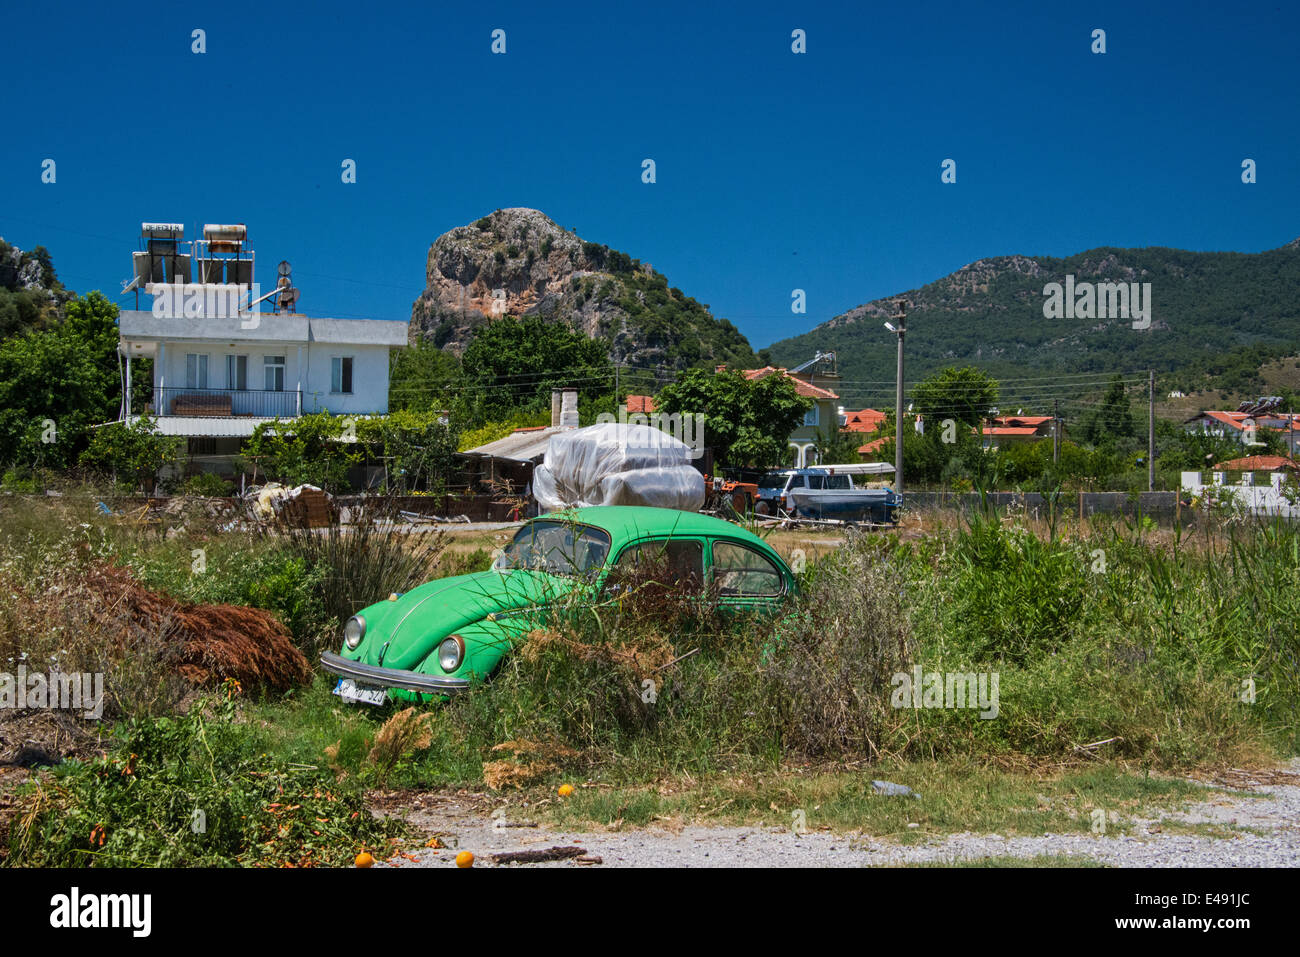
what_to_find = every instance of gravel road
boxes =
[382,761,1300,868]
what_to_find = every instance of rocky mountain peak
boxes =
[409,209,756,371]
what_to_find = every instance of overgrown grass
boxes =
[3,486,1297,865]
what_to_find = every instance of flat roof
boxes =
[118,310,408,347]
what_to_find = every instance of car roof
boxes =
[533,506,777,553]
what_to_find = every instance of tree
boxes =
[654,368,811,469]
[355,410,459,494]
[910,366,1000,429]
[812,423,864,464]
[78,416,185,491]
[242,414,363,492]
[460,316,613,421]
[389,340,463,413]
[1083,374,1137,445]
[0,291,121,470]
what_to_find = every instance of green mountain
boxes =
[767,240,1300,404]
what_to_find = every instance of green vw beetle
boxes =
[320,506,797,705]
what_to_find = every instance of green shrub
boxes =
[8,688,410,867]
[182,472,234,497]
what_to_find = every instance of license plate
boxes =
[334,678,388,706]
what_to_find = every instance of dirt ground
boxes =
[371,762,1300,869]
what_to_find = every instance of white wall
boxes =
[1180,470,1299,517]
[303,344,390,415]
[153,341,391,416]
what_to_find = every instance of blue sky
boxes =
[2,0,1297,349]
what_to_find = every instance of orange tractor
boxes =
[703,475,759,518]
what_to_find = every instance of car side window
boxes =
[711,541,785,597]
[612,539,705,590]
[807,474,825,489]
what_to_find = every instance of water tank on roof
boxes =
[202,224,246,243]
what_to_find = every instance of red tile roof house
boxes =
[733,366,842,467]
[980,414,1059,450]
[1184,410,1300,445]
[1213,455,1299,472]
[842,408,890,459]
[858,436,890,457]
[844,408,888,434]
[626,394,657,415]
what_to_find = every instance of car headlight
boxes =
[437,635,465,673]
[343,615,366,650]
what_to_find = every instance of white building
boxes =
[1180,469,1299,518]
[116,223,407,474]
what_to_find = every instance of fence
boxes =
[155,387,301,418]
[905,490,1185,523]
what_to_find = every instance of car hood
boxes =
[349,569,578,671]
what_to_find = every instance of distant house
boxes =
[736,364,840,467]
[844,408,887,435]
[116,222,407,477]
[846,408,889,460]
[980,414,1059,450]
[858,436,890,457]
[626,394,656,415]
[1184,405,1299,445]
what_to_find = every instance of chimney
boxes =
[561,389,579,428]
[551,390,562,428]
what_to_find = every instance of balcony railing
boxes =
[155,386,301,418]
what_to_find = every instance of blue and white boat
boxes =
[759,463,900,523]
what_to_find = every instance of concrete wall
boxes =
[905,490,1187,523]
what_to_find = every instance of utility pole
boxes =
[885,300,907,496]
[1284,400,1294,460]
[1148,369,1155,491]
[1053,398,1060,463]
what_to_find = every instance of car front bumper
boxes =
[320,651,471,695]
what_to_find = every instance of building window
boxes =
[264,355,285,392]
[803,404,819,427]
[226,354,248,391]
[186,354,209,389]
[331,356,354,394]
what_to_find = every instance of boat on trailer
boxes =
[767,463,901,524]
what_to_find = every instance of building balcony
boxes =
[153,386,301,419]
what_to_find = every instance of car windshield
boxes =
[493,521,612,577]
